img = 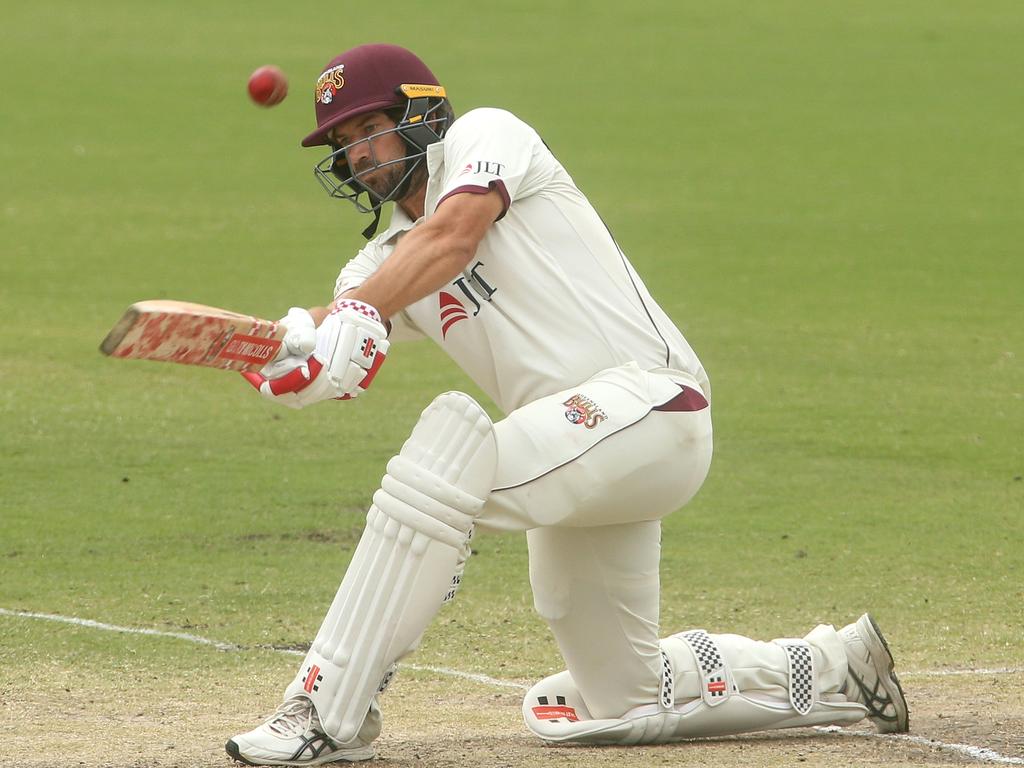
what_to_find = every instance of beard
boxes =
[354,157,408,202]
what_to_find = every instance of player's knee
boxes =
[529,554,572,620]
[529,572,571,621]
[527,531,572,620]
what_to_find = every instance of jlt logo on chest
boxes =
[438,261,496,339]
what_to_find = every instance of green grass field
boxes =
[2,2,1022,766]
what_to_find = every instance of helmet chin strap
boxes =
[362,207,383,240]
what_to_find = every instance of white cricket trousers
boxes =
[478,362,714,718]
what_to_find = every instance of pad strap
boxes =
[776,639,815,715]
[677,630,733,707]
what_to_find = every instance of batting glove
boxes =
[242,300,389,409]
[255,307,318,381]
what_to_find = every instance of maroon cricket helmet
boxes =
[301,43,442,148]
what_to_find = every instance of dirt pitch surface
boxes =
[2,650,1021,768]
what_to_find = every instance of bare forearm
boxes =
[324,189,502,323]
[308,305,332,326]
[344,223,476,320]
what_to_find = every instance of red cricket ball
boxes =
[247,65,288,107]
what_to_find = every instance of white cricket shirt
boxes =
[335,108,708,414]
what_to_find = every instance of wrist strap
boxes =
[333,299,383,325]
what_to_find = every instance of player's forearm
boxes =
[308,306,332,326]
[343,223,477,320]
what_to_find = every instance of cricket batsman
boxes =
[227,44,909,765]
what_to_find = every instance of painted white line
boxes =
[0,608,239,651]
[0,608,526,691]
[3,608,1021,763]
[904,667,1023,678]
[816,726,1024,765]
[404,664,529,691]
[272,646,528,690]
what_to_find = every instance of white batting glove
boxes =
[314,300,390,396]
[242,300,389,409]
[257,307,318,380]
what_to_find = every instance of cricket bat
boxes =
[100,300,286,372]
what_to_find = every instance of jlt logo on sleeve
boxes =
[458,160,505,177]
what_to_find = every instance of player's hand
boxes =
[257,307,318,380]
[314,299,390,397]
[241,300,389,409]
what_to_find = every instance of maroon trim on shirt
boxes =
[492,409,653,493]
[492,385,708,494]
[436,179,511,221]
[653,385,709,413]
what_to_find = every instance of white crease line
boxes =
[0,608,527,691]
[2,608,1021,763]
[2,608,1015,683]
[816,726,1024,765]
[904,667,1023,677]
[405,664,529,691]
[0,608,239,651]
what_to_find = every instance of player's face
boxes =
[330,111,408,200]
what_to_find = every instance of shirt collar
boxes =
[377,203,418,244]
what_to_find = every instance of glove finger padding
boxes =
[280,307,317,357]
[240,357,325,409]
[248,307,318,382]
[267,357,323,396]
[258,354,310,382]
[323,322,388,394]
[318,302,390,397]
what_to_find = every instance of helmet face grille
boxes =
[314,129,417,214]
[311,95,452,234]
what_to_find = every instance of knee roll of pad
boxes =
[376,454,482,548]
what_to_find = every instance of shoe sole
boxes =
[226,738,375,766]
[856,614,910,733]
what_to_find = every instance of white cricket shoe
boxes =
[226,696,377,766]
[838,613,910,733]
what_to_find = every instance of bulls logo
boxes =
[315,64,345,105]
[565,406,587,425]
[563,394,607,429]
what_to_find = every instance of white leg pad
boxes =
[285,392,497,742]
[523,670,866,744]
[523,629,868,745]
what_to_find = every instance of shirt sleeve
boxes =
[434,108,548,219]
[333,240,426,342]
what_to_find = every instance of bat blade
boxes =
[100,300,285,372]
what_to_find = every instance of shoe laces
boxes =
[265,697,320,738]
